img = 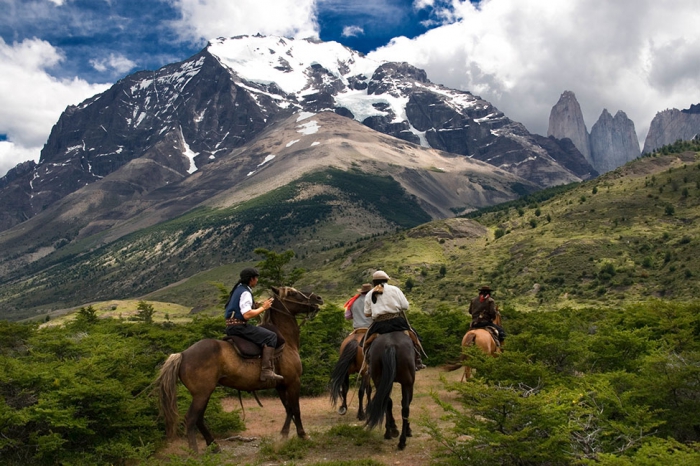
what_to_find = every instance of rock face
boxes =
[548,91,592,164]
[589,109,641,173]
[548,90,641,174]
[642,104,700,153]
[0,35,592,233]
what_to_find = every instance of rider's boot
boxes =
[414,346,427,370]
[260,346,284,382]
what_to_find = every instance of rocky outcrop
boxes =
[642,104,700,153]
[548,91,592,164]
[589,110,640,173]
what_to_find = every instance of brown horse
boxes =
[155,286,323,453]
[329,329,371,420]
[365,331,415,450]
[459,311,503,381]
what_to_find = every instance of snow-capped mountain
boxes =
[0,34,594,233]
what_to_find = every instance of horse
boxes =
[364,331,415,450]
[329,329,371,420]
[458,311,503,381]
[155,286,323,453]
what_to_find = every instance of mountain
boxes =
[589,109,640,173]
[0,111,538,321]
[642,104,700,154]
[547,90,592,163]
[547,90,640,174]
[0,34,593,234]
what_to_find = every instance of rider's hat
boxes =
[478,285,492,293]
[372,270,390,281]
[358,283,373,293]
[240,267,260,281]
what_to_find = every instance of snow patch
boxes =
[180,127,199,174]
[286,139,300,147]
[297,120,319,135]
[258,154,275,167]
[296,111,315,121]
[310,141,320,146]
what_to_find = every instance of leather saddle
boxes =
[222,325,286,359]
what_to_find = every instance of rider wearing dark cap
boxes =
[224,267,283,382]
[468,285,506,344]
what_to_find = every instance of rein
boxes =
[268,288,320,327]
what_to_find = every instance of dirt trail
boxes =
[160,367,465,465]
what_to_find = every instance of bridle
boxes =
[268,287,321,326]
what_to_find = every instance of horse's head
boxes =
[270,286,324,320]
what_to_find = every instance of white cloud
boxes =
[90,53,137,74]
[167,0,320,43]
[370,0,700,143]
[0,38,109,176]
[341,25,364,38]
[0,141,39,179]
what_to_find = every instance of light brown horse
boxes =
[155,286,323,453]
[459,311,502,381]
[329,329,371,420]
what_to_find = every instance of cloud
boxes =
[369,0,700,143]
[341,25,364,38]
[0,38,109,176]
[90,53,138,74]
[167,0,320,43]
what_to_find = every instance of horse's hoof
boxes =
[338,407,347,415]
[398,441,406,450]
[391,428,400,438]
[357,413,366,421]
[384,431,393,440]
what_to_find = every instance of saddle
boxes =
[222,325,286,359]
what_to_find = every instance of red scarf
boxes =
[479,293,490,303]
[344,293,360,311]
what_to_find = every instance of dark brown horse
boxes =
[329,329,371,420]
[364,331,415,450]
[155,286,323,453]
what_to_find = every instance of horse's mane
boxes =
[261,286,289,326]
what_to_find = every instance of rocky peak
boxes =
[589,109,640,173]
[643,104,700,153]
[547,90,592,164]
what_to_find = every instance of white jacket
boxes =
[364,284,409,318]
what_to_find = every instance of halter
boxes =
[268,287,321,326]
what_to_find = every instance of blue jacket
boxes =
[224,284,252,320]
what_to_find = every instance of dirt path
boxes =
[160,367,465,465]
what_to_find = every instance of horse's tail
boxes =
[366,345,396,430]
[329,339,359,407]
[155,353,183,438]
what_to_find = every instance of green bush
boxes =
[428,302,700,465]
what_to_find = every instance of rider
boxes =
[224,267,284,382]
[468,285,506,345]
[344,283,373,330]
[363,270,426,370]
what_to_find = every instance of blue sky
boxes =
[1,0,699,176]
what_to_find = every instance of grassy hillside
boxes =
[1,169,431,321]
[295,149,700,313]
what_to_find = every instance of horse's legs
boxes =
[286,383,307,439]
[339,373,349,416]
[398,383,414,450]
[384,397,399,439]
[357,374,366,421]
[185,393,214,453]
[276,385,293,437]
